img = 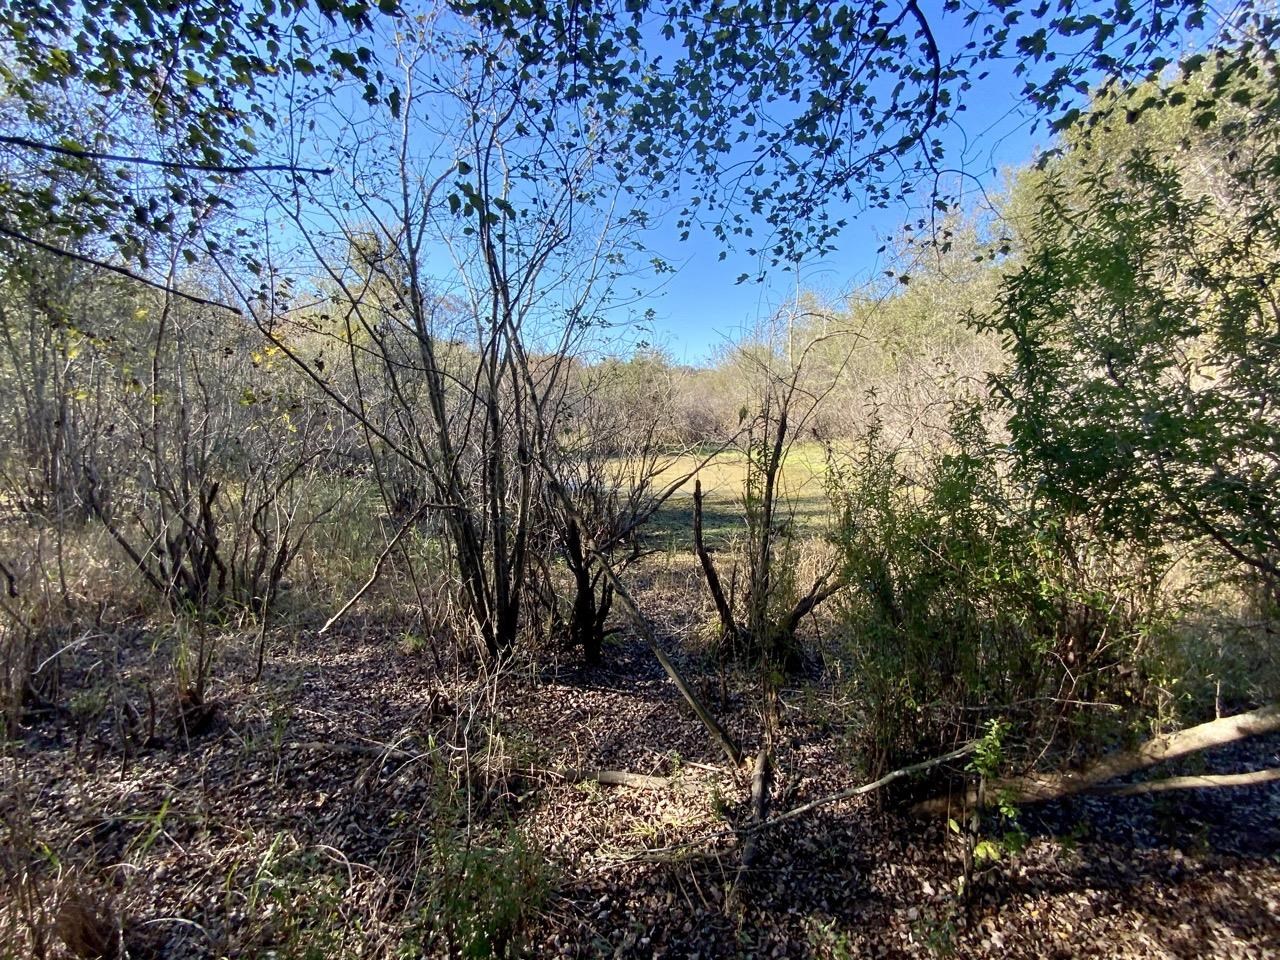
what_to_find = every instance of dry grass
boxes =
[636,443,837,550]
[644,442,836,501]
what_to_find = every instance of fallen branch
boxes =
[595,555,745,768]
[603,742,978,866]
[762,742,976,829]
[286,740,418,761]
[517,766,671,790]
[1089,767,1280,797]
[319,504,430,636]
[284,743,669,792]
[539,470,744,769]
[913,703,1280,815]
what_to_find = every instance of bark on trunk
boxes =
[694,478,740,648]
[741,745,773,866]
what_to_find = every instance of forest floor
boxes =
[5,559,1279,959]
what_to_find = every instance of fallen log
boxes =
[1088,767,1280,797]
[912,702,1280,815]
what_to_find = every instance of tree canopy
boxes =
[985,57,1280,579]
[0,0,1244,287]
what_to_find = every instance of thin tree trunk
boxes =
[694,478,740,647]
[741,745,772,865]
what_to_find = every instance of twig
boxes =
[0,134,332,175]
[0,225,239,313]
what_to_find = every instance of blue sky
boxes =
[618,0,1212,364]
[635,65,1048,365]
[269,2,1210,367]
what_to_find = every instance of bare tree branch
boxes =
[0,225,239,313]
[0,135,332,176]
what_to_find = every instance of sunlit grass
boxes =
[638,442,838,550]
[645,442,835,501]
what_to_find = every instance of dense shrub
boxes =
[829,400,1178,777]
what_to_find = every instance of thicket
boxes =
[823,54,1280,780]
[1,1,1278,953]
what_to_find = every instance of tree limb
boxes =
[0,225,239,313]
[0,135,333,176]
[516,766,672,790]
[913,703,1280,814]
[594,551,745,767]
[763,742,976,829]
[1091,768,1280,796]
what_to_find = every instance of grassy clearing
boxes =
[642,443,835,550]
[648,442,834,500]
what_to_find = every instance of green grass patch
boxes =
[641,443,835,550]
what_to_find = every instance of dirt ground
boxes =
[5,568,1279,959]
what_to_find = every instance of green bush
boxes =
[828,400,1178,776]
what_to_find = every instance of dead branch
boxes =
[763,742,977,829]
[516,766,672,790]
[1089,767,1280,796]
[593,553,745,767]
[538,463,743,767]
[285,742,671,790]
[913,703,1280,815]
[605,742,978,868]
[319,503,429,636]
[741,745,773,866]
[286,740,419,761]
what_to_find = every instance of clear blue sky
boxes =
[635,66,1049,365]
[275,2,1208,366]
[625,0,1211,365]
